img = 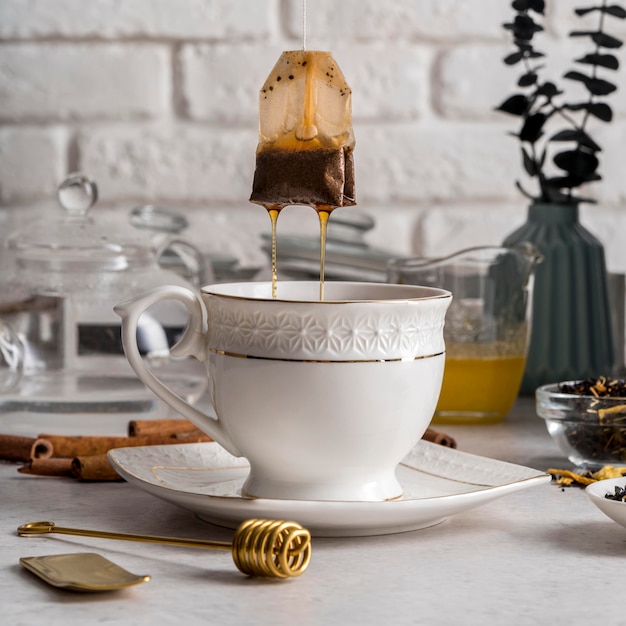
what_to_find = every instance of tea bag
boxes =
[250,50,356,209]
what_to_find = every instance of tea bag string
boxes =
[302,0,307,50]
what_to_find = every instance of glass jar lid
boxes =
[6,173,155,271]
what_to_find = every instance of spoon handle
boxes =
[18,520,231,550]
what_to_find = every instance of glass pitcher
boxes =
[388,243,542,424]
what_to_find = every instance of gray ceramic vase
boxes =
[503,202,615,394]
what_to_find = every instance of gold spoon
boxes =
[18,518,311,579]
[20,553,151,592]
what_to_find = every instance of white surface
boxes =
[108,440,549,537]
[2,398,625,625]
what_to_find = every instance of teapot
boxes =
[0,173,207,435]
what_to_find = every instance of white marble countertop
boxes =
[1,398,623,626]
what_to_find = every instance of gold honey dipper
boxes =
[18,518,311,579]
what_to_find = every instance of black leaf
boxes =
[546,175,584,189]
[519,112,547,143]
[496,94,530,116]
[535,81,562,98]
[528,0,545,12]
[605,5,626,18]
[575,4,626,16]
[549,129,602,152]
[568,30,623,47]
[553,149,599,177]
[521,147,537,175]
[504,51,524,65]
[518,71,538,86]
[563,70,618,95]
[504,15,544,40]
[548,171,602,189]
[569,29,598,37]
[574,53,619,70]
[574,5,626,17]
[586,77,617,96]
[592,32,623,48]
[563,101,613,122]
[549,130,578,142]
[563,70,590,83]
[588,102,613,121]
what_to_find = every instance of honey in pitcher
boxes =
[433,351,527,425]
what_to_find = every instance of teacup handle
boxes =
[114,286,241,457]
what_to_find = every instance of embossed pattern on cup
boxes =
[205,281,448,361]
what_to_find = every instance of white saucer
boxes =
[108,441,550,537]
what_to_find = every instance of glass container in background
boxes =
[388,244,542,424]
[0,173,207,435]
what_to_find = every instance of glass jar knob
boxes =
[57,173,98,216]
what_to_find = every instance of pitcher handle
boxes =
[114,286,241,457]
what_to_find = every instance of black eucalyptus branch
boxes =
[496,0,625,205]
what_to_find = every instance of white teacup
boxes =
[115,281,451,502]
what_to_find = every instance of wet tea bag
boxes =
[250,50,356,209]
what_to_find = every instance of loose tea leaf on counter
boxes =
[548,465,626,487]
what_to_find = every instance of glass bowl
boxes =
[536,382,626,469]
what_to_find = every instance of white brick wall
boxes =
[0,0,624,272]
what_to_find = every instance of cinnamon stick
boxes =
[38,433,212,458]
[18,455,123,481]
[71,455,123,482]
[18,458,73,477]
[0,435,54,462]
[128,418,199,438]
[422,428,456,449]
